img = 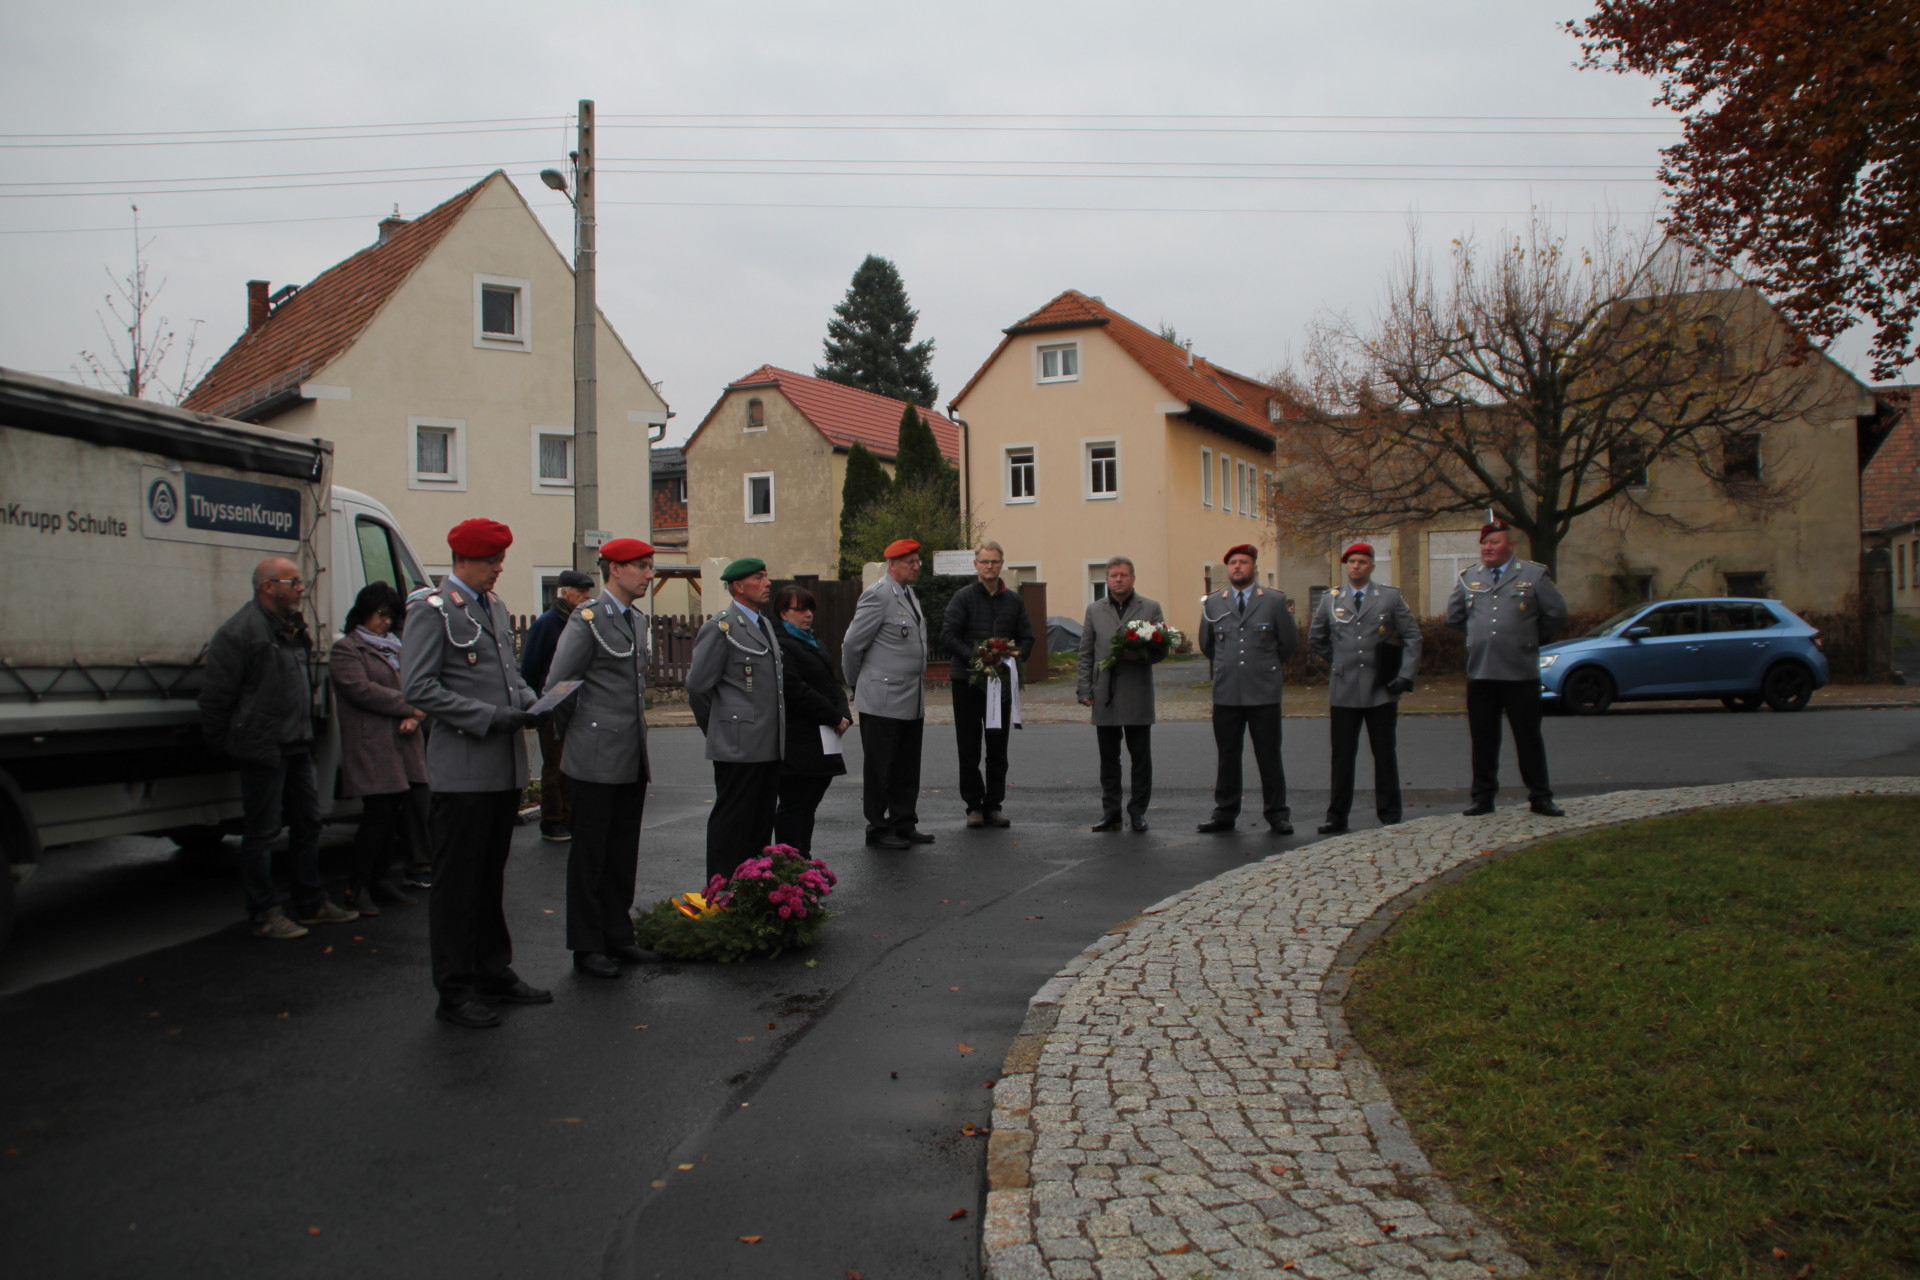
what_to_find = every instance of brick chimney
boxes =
[378,213,407,245]
[246,280,271,332]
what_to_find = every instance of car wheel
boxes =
[1761,663,1813,713]
[1563,667,1615,715]
[1720,693,1763,713]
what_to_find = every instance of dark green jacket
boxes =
[199,600,314,766]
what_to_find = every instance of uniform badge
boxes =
[717,619,730,633]
[1518,602,1529,612]
[1470,581,1485,591]
[580,606,595,621]
[426,593,443,608]
[465,651,478,665]
[1333,607,1350,622]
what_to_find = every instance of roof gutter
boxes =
[1004,316,1111,337]
[1176,399,1276,453]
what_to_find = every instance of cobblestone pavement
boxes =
[982,776,1920,1280]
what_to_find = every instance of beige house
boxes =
[951,291,1323,619]
[681,366,958,578]
[183,171,670,616]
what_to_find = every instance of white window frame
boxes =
[1036,341,1080,384]
[1004,442,1038,505]
[472,273,532,352]
[1086,560,1113,605]
[744,397,768,433]
[1083,438,1120,500]
[744,471,776,524]
[1220,454,1234,514]
[408,416,467,491]
[1200,447,1213,507]
[530,424,574,495]
[1004,561,1040,589]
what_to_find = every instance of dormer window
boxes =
[745,398,767,432]
[1037,342,1079,383]
[473,274,531,351]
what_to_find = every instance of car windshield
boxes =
[1582,605,1648,639]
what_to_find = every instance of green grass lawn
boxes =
[1347,797,1920,1278]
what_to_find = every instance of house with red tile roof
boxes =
[949,289,1324,615]
[1862,386,1920,623]
[680,365,958,579]
[182,170,669,615]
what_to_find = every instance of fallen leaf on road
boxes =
[1025,915,1044,920]
[766,1022,777,1030]
[1772,1249,1788,1261]
[957,1042,974,1053]
[960,1122,983,1137]
[949,986,960,991]
[736,1036,755,1043]
[1163,1242,1192,1255]
[738,1235,763,1244]
[1269,1165,1288,1175]
[982,1080,996,1088]
[948,1209,968,1221]
[847,1272,865,1280]
[554,1118,581,1124]
[1282,1263,1296,1271]
[542,908,555,914]
[677,1163,695,1170]
[307,1227,323,1236]
[650,1180,666,1189]
[1380,1222,1397,1234]
[276,1012,289,1019]
[632,1025,650,1030]
[322,946,333,954]
[352,936,364,941]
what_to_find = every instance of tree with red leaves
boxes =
[1569,1,1920,380]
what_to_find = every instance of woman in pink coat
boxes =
[330,583,427,914]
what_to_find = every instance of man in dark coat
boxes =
[771,584,851,857]
[940,541,1035,828]
[199,555,357,940]
[402,518,550,1030]
[520,568,595,843]
[1076,556,1166,832]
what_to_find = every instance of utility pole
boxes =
[571,99,601,576]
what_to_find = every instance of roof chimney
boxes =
[1184,339,1194,369]
[378,206,407,245]
[247,280,271,332]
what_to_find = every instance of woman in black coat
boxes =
[772,585,851,856]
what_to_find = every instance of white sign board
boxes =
[932,550,974,577]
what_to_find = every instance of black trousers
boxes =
[1210,703,1289,825]
[566,776,646,954]
[859,713,924,836]
[349,790,408,890]
[707,760,781,881]
[1327,704,1402,824]
[536,720,571,825]
[1466,679,1553,804]
[951,681,1012,814]
[774,773,834,856]
[1096,725,1152,820]
[427,790,522,1006]
[401,782,432,880]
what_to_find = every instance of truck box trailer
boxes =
[0,368,430,950]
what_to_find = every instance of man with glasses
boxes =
[200,556,358,940]
[941,541,1035,828]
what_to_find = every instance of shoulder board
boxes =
[579,606,595,622]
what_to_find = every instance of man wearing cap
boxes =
[842,539,932,850]
[543,539,656,979]
[1445,520,1568,818]
[402,518,549,1030]
[1197,544,1299,835]
[688,558,786,881]
[521,568,596,843]
[1308,543,1422,834]
[941,541,1035,828]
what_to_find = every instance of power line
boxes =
[0,116,560,140]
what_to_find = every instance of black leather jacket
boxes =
[940,580,1036,681]
[198,600,315,765]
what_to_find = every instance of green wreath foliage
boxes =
[633,845,837,962]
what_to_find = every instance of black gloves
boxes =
[1385,677,1415,696]
[489,705,538,735]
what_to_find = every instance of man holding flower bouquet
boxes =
[940,541,1035,828]
[1076,556,1170,832]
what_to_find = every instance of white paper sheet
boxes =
[819,725,844,755]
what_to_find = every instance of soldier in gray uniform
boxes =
[688,558,786,881]
[401,518,550,1030]
[1076,555,1166,832]
[1197,543,1299,835]
[543,537,655,979]
[1307,542,1422,834]
[842,538,933,850]
[1444,520,1569,817]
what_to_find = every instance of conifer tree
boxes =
[837,440,894,579]
[815,255,939,407]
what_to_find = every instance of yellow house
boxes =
[681,366,958,579]
[183,171,670,617]
[950,290,1323,622]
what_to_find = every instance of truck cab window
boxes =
[356,517,426,594]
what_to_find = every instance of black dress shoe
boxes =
[1129,818,1149,833]
[1090,817,1123,832]
[866,832,911,850]
[489,980,554,1004]
[1463,802,1495,816]
[1530,800,1567,817]
[609,944,663,964]
[1196,818,1235,833]
[899,829,937,844]
[436,1001,501,1029]
[1270,822,1294,836]
[573,953,620,979]
[1317,821,1349,835]
[982,811,1011,828]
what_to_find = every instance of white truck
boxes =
[0,368,432,950]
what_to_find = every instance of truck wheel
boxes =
[1762,663,1814,713]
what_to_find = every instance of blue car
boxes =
[1538,597,1828,715]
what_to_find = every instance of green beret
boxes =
[720,557,767,583]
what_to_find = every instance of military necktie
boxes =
[1354,589,1365,611]
[1236,590,1247,615]
[1491,565,1503,586]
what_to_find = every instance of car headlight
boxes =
[1539,654,1559,669]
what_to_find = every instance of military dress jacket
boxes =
[1198,585,1298,706]
[687,601,786,764]
[401,582,534,793]
[1443,559,1568,682]
[544,589,651,786]
[1307,584,1422,709]
[841,575,929,721]
[1075,593,1166,727]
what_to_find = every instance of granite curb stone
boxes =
[984,777,1920,1278]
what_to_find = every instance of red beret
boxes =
[598,537,655,563]
[1223,543,1258,563]
[1479,520,1512,543]
[1341,542,1375,562]
[447,518,513,558]
[883,538,921,559]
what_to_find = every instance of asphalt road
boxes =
[4,707,1917,1279]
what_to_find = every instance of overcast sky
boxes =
[6,0,1861,446]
